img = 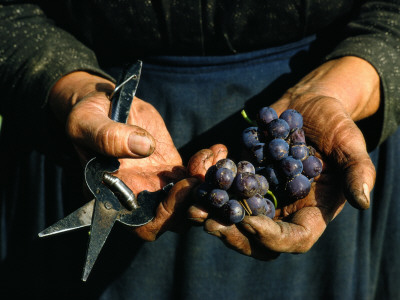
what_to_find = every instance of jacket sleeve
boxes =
[0,3,114,114]
[325,0,400,148]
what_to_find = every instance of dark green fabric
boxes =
[0,3,114,116]
[325,1,400,147]
[1,36,400,300]
[1,1,400,147]
[1,2,400,299]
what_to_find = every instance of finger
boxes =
[269,97,291,116]
[240,207,328,253]
[187,204,209,223]
[134,178,199,241]
[343,159,375,210]
[205,219,253,255]
[209,144,228,164]
[187,144,228,180]
[187,149,214,180]
[67,96,155,158]
[204,218,280,260]
[331,124,375,209]
[319,112,375,210]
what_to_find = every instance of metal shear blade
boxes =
[38,183,174,238]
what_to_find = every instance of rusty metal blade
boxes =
[81,198,119,282]
[38,200,94,237]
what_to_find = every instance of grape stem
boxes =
[267,190,278,208]
[241,109,257,126]
[240,199,252,216]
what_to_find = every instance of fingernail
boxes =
[363,183,370,205]
[128,134,154,156]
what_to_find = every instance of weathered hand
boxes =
[187,56,379,259]
[49,71,191,241]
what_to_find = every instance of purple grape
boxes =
[264,198,276,219]
[245,194,267,216]
[257,107,278,129]
[233,172,260,198]
[245,194,275,218]
[251,143,265,164]
[208,189,229,208]
[280,109,303,130]
[290,143,309,161]
[302,156,322,178]
[216,158,237,176]
[205,159,237,188]
[205,165,218,185]
[258,166,280,189]
[287,128,306,145]
[237,161,256,174]
[195,182,212,204]
[242,127,262,149]
[223,200,245,224]
[266,138,289,161]
[285,174,311,200]
[266,119,290,139]
[255,174,269,196]
[214,167,235,190]
[280,156,303,178]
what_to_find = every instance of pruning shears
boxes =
[38,61,173,281]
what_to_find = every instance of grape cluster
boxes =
[242,107,322,202]
[196,159,275,224]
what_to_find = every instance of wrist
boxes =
[49,71,115,122]
[289,56,380,121]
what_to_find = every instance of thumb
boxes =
[318,111,376,210]
[133,178,199,241]
[341,144,375,210]
[67,98,155,158]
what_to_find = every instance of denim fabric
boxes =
[1,36,399,300]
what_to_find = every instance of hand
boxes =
[49,71,191,241]
[187,56,379,259]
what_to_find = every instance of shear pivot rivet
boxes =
[102,173,138,210]
[104,202,112,210]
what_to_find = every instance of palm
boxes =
[273,96,375,210]
[273,97,353,220]
[274,158,346,224]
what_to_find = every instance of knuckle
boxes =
[96,124,114,154]
[95,123,130,157]
[160,199,174,217]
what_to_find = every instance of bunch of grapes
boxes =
[196,158,276,224]
[242,106,322,203]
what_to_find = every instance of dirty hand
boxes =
[49,71,195,241]
[187,56,379,259]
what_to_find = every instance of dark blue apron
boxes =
[1,35,399,300]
